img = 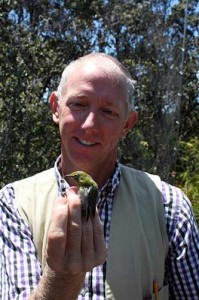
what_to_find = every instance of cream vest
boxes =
[14,164,169,299]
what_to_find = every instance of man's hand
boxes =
[47,187,106,274]
[29,187,106,300]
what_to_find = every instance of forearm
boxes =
[28,265,85,300]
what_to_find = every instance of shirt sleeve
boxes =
[0,184,42,300]
[162,182,199,299]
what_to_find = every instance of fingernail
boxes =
[67,186,78,194]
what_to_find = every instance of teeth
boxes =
[79,139,96,146]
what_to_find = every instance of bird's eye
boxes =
[74,174,79,179]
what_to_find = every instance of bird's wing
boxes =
[79,186,98,221]
[88,186,98,218]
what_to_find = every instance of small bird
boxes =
[65,171,98,221]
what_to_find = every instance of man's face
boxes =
[51,60,137,174]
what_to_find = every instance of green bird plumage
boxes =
[66,171,98,221]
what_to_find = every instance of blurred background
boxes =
[0,0,198,222]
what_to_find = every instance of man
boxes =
[0,53,198,300]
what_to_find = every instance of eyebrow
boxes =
[66,93,89,100]
[101,99,123,108]
[66,93,123,109]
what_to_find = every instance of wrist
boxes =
[29,264,85,300]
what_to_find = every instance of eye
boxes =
[68,101,86,111]
[101,108,118,119]
[103,108,113,115]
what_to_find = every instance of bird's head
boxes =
[65,171,98,189]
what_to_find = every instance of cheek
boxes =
[104,127,123,147]
[58,110,78,130]
[106,121,126,138]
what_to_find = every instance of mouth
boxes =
[76,138,98,147]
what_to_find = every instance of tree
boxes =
[97,0,199,181]
[0,0,198,194]
[176,137,199,224]
[0,0,102,186]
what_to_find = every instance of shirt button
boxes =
[80,288,88,296]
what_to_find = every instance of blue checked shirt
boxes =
[0,157,199,299]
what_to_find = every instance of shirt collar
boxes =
[54,155,68,196]
[99,162,120,197]
[54,155,121,197]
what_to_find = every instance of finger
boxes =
[65,189,82,265]
[47,196,69,267]
[68,186,78,194]
[64,188,84,274]
[93,210,107,266]
[81,217,94,271]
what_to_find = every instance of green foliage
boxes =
[101,0,199,180]
[118,127,155,172]
[176,138,199,224]
[0,0,98,186]
[0,0,198,216]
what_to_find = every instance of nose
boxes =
[81,111,98,133]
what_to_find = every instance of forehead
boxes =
[63,59,127,96]
[71,56,124,77]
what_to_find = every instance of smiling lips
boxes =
[77,138,98,147]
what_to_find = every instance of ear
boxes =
[49,91,59,124]
[120,111,138,138]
